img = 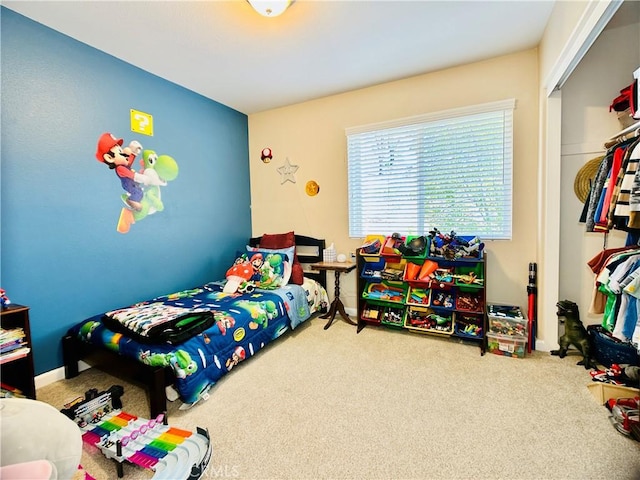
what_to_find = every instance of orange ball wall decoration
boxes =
[305,180,320,196]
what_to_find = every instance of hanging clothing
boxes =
[612,138,640,223]
[630,143,640,228]
[588,247,640,349]
[585,152,613,232]
[583,137,639,233]
[595,143,627,230]
[612,260,640,342]
[623,271,640,347]
[589,248,640,315]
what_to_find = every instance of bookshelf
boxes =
[1,304,36,399]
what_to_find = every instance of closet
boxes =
[559,0,640,340]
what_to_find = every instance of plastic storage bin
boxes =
[454,263,484,287]
[406,286,431,306]
[402,235,429,262]
[361,258,386,282]
[381,235,405,262]
[487,304,527,337]
[587,325,640,367]
[454,312,484,339]
[487,333,526,358]
[456,287,484,313]
[362,281,407,304]
[359,235,385,261]
[404,306,454,334]
[360,302,382,325]
[381,259,406,282]
[381,306,406,328]
[429,290,455,310]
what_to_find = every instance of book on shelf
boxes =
[0,340,27,354]
[0,327,26,343]
[0,346,30,364]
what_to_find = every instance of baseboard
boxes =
[532,339,552,353]
[34,361,91,390]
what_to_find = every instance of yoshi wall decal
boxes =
[95,132,179,234]
[277,158,298,184]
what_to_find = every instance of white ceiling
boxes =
[3,0,556,115]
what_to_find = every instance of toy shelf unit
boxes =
[356,234,487,354]
[0,304,36,399]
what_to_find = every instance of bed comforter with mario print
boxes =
[68,280,322,405]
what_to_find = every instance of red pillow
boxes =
[260,232,304,285]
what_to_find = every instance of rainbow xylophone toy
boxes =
[61,386,211,479]
[81,410,211,479]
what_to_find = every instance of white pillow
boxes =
[0,398,82,480]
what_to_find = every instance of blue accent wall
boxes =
[0,8,252,374]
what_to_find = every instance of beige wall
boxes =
[249,50,539,313]
[539,0,590,88]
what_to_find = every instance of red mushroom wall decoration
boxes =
[261,148,273,163]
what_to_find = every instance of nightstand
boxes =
[310,262,357,330]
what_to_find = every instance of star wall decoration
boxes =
[277,158,299,184]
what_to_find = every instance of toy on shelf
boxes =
[381,233,406,262]
[430,291,455,309]
[398,235,427,258]
[381,307,405,327]
[364,283,405,303]
[407,287,431,306]
[455,314,484,338]
[455,290,484,313]
[428,228,484,259]
[0,289,11,308]
[61,386,212,479]
[405,307,453,334]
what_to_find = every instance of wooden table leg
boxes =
[322,270,356,329]
[334,297,356,325]
[322,299,338,329]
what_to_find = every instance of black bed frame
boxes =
[62,235,326,418]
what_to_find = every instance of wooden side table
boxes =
[310,261,357,330]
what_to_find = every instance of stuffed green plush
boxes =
[0,398,82,480]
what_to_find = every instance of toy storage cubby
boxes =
[356,236,487,354]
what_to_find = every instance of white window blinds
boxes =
[346,99,515,240]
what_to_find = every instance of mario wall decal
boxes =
[95,133,179,234]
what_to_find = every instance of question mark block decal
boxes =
[130,109,153,136]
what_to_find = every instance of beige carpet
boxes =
[37,318,640,480]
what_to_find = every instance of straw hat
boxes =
[574,156,604,203]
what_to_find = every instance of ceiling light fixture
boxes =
[247,0,294,18]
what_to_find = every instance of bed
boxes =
[62,234,328,418]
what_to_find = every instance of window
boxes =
[346,99,515,240]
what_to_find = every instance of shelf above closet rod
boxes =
[609,119,640,140]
